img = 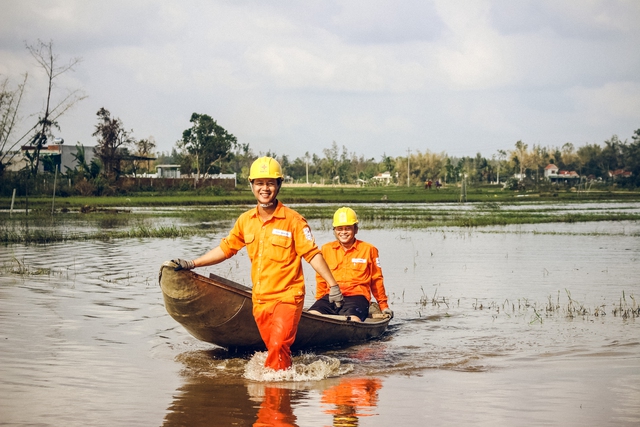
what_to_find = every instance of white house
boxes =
[544,164,559,179]
[372,171,392,184]
[544,163,580,183]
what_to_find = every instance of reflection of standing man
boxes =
[171,157,343,371]
[254,386,297,427]
[321,377,383,426]
[309,207,392,321]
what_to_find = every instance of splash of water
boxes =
[243,352,353,382]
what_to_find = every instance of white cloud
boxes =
[98,45,188,91]
[430,0,517,90]
[1,0,638,159]
[568,82,640,125]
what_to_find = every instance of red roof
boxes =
[610,169,633,177]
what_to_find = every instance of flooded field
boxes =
[1,204,639,426]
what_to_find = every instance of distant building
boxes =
[372,171,392,184]
[156,164,181,178]
[544,164,580,183]
[609,169,633,180]
[544,164,559,179]
[12,140,96,173]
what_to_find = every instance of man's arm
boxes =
[369,246,390,311]
[309,253,343,305]
[193,246,227,267]
[309,253,338,287]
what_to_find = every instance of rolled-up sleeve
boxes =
[369,246,388,310]
[219,216,247,258]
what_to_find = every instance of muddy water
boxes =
[1,217,639,426]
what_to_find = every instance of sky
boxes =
[1,0,639,161]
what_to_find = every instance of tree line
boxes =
[1,41,639,197]
[158,126,640,189]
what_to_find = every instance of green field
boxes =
[3,184,639,210]
[2,185,639,244]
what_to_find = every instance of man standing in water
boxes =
[172,156,344,371]
[309,207,392,321]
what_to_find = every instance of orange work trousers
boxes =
[253,298,303,371]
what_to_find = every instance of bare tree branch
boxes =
[22,39,85,176]
[0,74,28,171]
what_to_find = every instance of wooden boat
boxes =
[159,261,391,351]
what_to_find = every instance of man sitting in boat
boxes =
[308,207,393,322]
[171,157,344,371]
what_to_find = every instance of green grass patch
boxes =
[0,224,204,244]
[3,185,640,211]
[2,187,639,244]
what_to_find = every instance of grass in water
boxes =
[2,257,55,275]
[0,225,203,244]
[412,289,639,322]
[3,197,640,244]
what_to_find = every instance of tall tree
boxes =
[530,144,551,184]
[577,143,602,178]
[561,143,579,171]
[624,129,640,183]
[336,145,351,183]
[380,153,395,175]
[0,74,28,176]
[179,113,238,178]
[24,39,85,176]
[601,135,625,175]
[135,136,157,173]
[93,108,134,179]
[321,141,340,182]
[413,150,446,183]
[511,140,529,178]
[494,149,507,183]
[224,142,253,180]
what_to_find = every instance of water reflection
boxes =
[250,377,383,427]
[164,348,384,426]
[321,377,382,426]
[2,217,639,426]
[164,376,384,427]
[250,384,301,427]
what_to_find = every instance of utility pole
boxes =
[461,175,467,203]
[305,153,309,184]
[406,148,411,187]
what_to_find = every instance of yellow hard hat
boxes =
[248,156,283,181]
[333,207,358,227]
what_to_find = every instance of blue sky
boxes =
[1,0,639,160]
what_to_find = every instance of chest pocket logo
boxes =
[350,258,367,271]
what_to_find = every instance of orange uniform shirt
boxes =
[315,239,389,311]
[219,201,320,304]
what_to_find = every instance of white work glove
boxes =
[172,259,195,271]
[329,285,344,308]
[382,308,394,319]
